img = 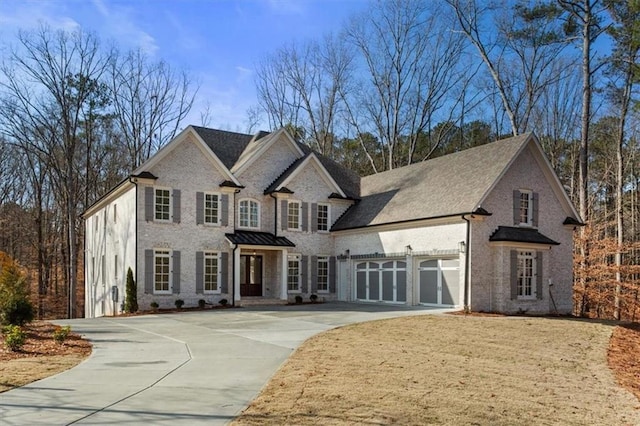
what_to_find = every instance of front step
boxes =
[237,298,289,307]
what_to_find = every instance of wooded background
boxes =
[0,0,638,320]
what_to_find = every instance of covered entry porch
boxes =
[225,230,295,305]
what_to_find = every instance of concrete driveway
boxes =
[0,303,450,425]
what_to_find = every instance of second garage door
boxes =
[418,258,460,306]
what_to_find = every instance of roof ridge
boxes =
[263,154,310,194]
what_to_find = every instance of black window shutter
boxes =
[172,251,181,294]
[301,255,308,292]
[172,190,181,223]
[145,187,154,222]
[145,249,154,293]
[532,192,539,227]
[311,203,318,232]
[513,190,521,225]
[195,251,204,294]
[281,200,288,230]
[220,252,229,293]
[536,251,543,299]
[196,192,204,225]
[221,194,229,226]
[310,255,318,293]
[329,256,336,293]
[301,203,309,232]
[510,250,518,300]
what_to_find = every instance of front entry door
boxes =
[240,255,263,297]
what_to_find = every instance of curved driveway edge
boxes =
[0,303,450,425]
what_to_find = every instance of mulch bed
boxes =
[608,322,640,401]
[0,322,92,361]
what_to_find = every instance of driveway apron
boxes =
[0,303,449,425]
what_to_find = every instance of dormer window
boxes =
[239,199,260,229]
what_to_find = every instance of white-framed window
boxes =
[204,193,220,225]
[317,256,329,292]
[317,203,330,232]
[519,190,533,226]
[239,199,260,228]
[288,254,301,292]
[517,251,535,299]
[155,188,171,221]
[288,200,301,230]
[204,252,220,293]
[154,249,171,293]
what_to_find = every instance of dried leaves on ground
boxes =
[0,321,92,392]
[609,322,640,401]
[234,315,640,426]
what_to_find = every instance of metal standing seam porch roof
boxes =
[225,230,295,247]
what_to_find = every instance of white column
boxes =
[234,247,241,302]
[405,254,414,305]
[280,249,288,300]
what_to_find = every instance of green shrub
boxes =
[53,325,71,344]
[198,299,206,309]
[219,298,228,306]
[150,301,159,310]
[0,262,34,326]
[175,299,184,309]
[310,294,318,302]
[124,268,138,313]
[295,295,303,304]
[4,325,26,351]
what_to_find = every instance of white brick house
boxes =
[83,127,580,317]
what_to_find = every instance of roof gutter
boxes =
[462,214,471,313]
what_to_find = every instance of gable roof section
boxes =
[231,128,305,175]
[133,126,241,186]
[264,153,348,198]
[191,126,255,169]
[332,133,578,231]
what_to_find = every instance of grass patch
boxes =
[234,315,640,425]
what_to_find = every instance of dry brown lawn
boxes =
[234,315,640,425]
[0,322,92,393]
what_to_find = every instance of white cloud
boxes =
[235,66,253,82]
[89,0,159,55]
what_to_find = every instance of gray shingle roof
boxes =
[191,126,255,169]
[332,133,533,231]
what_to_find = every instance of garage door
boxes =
[418,259,460,306]
[355,260,406,303]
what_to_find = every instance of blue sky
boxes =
[0,0,369,131]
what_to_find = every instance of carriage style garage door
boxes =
[355,260,407,303]
[418,259,460,306]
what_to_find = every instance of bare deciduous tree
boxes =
[109,48,196,169]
